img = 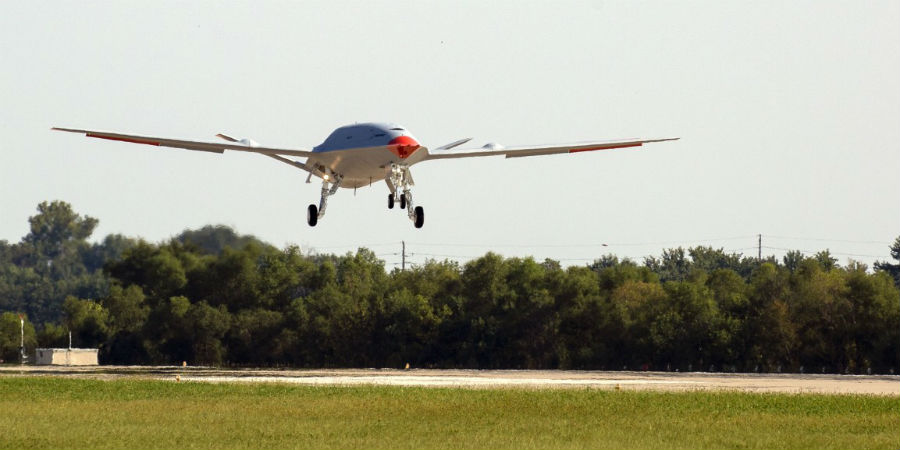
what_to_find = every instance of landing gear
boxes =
[385,163,425,229]
[414,206,424,229]
[307,173,342,227]
[307,205,318,226]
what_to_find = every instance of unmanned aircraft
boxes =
[53,123,677,228]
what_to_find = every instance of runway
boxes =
[2,366,897,395]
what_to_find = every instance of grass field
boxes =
[0,377,896,449]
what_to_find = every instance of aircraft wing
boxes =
[52,127,314,158]
[424,138,678,160]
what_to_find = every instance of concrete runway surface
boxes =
[2,366,897,395]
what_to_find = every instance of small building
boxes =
[34,348,99,366]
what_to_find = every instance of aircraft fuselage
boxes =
[308,122,427,189]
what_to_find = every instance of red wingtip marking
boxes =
[569,143,642,154]
[86,133,161,147]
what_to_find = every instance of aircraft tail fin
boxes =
[216,133,259,147]
[435,137,472,151]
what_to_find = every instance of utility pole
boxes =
[758,234,762,260]
[18,313,25,365]
[402,241,406,271]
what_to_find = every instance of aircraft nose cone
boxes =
[388,135,421,159]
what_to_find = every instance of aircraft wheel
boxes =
[414,206,424,229]
[388,194,394,209]
[307,204,318,227]
[400,194,407,210]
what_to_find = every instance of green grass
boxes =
[0,377,896,449]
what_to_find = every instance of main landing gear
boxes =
[307,174,342,227]
[306,165,425,228]
[386,163,425,229]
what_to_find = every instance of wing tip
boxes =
[51,127,83,133]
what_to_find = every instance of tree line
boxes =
[2,201,899,373]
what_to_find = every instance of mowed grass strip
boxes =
[0,377,896,450]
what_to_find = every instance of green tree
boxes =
[494,257,558,368]
[225,308,285,365]
[814,250,838,271]
[552,266,602,368]
[782,250,805,273]
[705,269,747,365]
[185,301,232,365]
[101,285,151,364]
[83,234,138,272]
[36,322,68,348]
[644,248,691,282]
[105,242,187,304]
[103,284,149,334]
[175,225,275,255]
[689,246,754,278]
[24,200,98,264]
[457,252,513,368]
[646,279,724,370]
[255,245,319,308]
[394,259,462,366]
[609,279,667,368]
[591,259,660,368]
[746,263,796,370]
[1,201,108,324]
[0,312,36,362]
[874,236,900,288]
[62,297,109,349]
[842,266,900,371]
[187,245,263,311]
[147,295,192,363]
[374,288,442,367]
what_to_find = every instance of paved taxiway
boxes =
[2,366,897,395]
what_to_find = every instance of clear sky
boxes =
[2,1,898,270]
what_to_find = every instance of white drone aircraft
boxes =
[53,123,677,228]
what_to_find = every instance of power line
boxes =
[765,235,892,245]
[312,234,893,268]
[406,235,758,249]
[310,235,890,253]
[761,246,887,259]
[310,241,400,250]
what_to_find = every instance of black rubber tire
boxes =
[414,206,424,228]
[388,193,394,209]
[307,204,318,227]
[400,194,407,210]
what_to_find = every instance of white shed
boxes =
[34,348,99,366]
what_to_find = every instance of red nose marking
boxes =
[388,135,421,159]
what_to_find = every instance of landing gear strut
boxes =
[386,163,425,228]
[307,174,342,227]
